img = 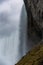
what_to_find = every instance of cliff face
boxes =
[16,41,43,65]
[24,0,43,39]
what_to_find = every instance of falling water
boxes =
[0,0,27,65]
[0,0,40,65]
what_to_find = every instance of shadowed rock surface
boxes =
[24,0,43,39]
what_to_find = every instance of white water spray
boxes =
[0,0,27,65]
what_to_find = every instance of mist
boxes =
[0,0,37,65]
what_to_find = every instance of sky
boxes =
[0,0,25,65]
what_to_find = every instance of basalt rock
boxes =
[24,0,43,39]
[15,40,43,65]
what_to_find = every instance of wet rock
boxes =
[24,0,43,39]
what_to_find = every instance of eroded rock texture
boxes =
[16,41,43,65]
[24,0,43,39]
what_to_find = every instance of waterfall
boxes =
[0,0,39,65]
[0,0,27,65]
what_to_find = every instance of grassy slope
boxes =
[16,41,43,65]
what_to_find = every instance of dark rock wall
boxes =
[24,0,43,39]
